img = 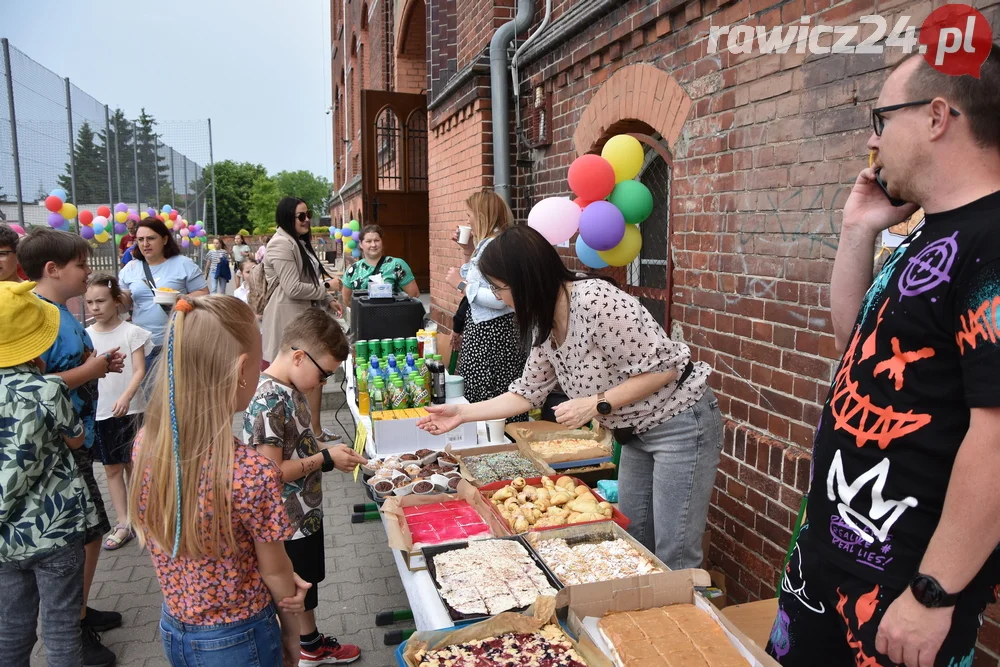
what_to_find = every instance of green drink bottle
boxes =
[411,378,430,408]
[371,380,385,412]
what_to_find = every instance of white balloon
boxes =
[527,197,581,246]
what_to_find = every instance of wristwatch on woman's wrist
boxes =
[456,281,467,292]
[596,392,613,415]
[321,448,335,472]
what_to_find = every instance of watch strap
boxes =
[321,448,335,472]
[910,573,959,607]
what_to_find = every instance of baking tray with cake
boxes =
[525,522,668,587]
[479,475,630,534]
[421,535,563,623]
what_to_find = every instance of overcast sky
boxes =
[2,0,333,182]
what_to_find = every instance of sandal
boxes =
[316,428,342,444]
[103,524,133,551]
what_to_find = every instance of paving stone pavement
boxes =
[31,400,410,667]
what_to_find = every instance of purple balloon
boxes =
[114,202,128,213]
[48,212,65,228]
[146,207,157,217]
[351,231,360,241]
[181,238,190,248]
[80,225,95,240]
[114,223,127,234]
[199,229,207,237]
[578,201,626,251]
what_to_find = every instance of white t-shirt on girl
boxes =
[86,320,154,421]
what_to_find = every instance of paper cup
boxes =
[486,419,506,444]
[154,289,180,306]
[458,225,472,244]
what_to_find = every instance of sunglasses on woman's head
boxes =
[295,211,313,223]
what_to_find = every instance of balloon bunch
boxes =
[175,217,207,248]
[527,134,653,268]
[78,205,112,243]
[331,219,362,258]
[44,189,78,231]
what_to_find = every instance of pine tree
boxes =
[98,108,136,204]
[58,121,109,205]
[133,109,172,208]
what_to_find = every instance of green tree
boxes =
[273,170,331,214]
[58,121,109,205]
[98,108,136,204]
[133,108,172,208]
[196,160,268,235]
[248,176,281,235]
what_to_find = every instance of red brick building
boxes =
[330,0,1000,660]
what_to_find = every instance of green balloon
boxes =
[349,219,360,232]
[115,234,124,244]
[608,180,654,225]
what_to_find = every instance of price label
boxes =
[352,421,368,482]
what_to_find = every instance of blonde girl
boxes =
[129,295,309,667]
[84,274,153,551]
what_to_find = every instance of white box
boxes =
[371,413,480,455]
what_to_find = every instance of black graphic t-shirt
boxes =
[809,190,1000,589]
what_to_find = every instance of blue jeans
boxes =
[141,345,162,400]
[210,276,228,294]
[0,539,85,667]
[618,389,723,570]
[159,602,282,667]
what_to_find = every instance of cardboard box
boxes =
[559,569,780,667]
[381,479,511,571]
[723,598,779,651]
[401,596,608,667]
[371,411,479,455]
[451,441,555,486]
[507,421,614,465]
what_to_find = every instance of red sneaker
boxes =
[299,635,361,665]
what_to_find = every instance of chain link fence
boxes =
[0,39,217,315]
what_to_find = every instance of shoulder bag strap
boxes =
[140,260,172,314]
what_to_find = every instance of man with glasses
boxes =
[0,224,23,283]
[768,44,1000,667]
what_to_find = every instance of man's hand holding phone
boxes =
[843,166,920,235]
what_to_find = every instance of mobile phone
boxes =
[873,169,909,207]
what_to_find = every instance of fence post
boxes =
[170,148,176,209]
[64,78,78,232]
[154,134,161,210]
[2,39,24,227]
[105,105,119,264]
[132,121,141,213]
[113,112,122,204]
[182,156,189,219]
[208,118,218,236]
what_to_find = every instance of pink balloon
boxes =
[8,224,25,235]
[527,197,581,246]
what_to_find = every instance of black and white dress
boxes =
[457,308,529,422]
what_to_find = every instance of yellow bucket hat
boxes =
[0,281,61,367]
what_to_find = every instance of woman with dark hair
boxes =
[119,219,208,365]
[443,190,528,416]
[261,197,343,441]
[340,224,420,303]
[419,225,720,570]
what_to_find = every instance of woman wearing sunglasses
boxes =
[261,197,344,442]
[418,225,721,571]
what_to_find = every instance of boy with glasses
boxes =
[243,308,366,665]
[0,224,22,283]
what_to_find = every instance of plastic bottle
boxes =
[358,382,370,414]
[415,329,426,357]
[393,379,409,410]
[419,357,431,386]
[355,368,368,408]
[370,380,385,412]
[430,357,446,405]
[411,377,430,408]
[425,331,438,356]
[368,358,382,388]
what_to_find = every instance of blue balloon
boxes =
[328,226,336,236]
[162,204,172,213]
[342,226,352,236]
[49,188,68,203]
[351,248,361,258]
[575,235,609,269]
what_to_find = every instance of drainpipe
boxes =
[490,0,536,206]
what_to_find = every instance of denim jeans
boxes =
[210,277,228,295]
[159,602,283,667]
[618,389,723,570]
[0,539,85,667]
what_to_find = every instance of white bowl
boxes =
[154,289,180,305]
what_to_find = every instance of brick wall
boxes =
[428,0,457,98]
[421,0,1000,661]
[397,0,428,93]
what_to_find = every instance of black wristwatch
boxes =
[909,573,959,608]
[596,392,613,416]
[456,281,467,292]
[321,448,335,472]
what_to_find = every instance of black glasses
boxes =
[484,279,507,299]
[292,346,334,381]
[295,211,313,223]
[872,100,961,136]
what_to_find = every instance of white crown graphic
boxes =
[826,450,918,544]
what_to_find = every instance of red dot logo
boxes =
[919,5,994,78]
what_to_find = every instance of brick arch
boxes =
[573,64,691,157]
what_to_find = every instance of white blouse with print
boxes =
[508,279,710,434]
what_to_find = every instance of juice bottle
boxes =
[358,385,370,414]
[411,378,430,408]
[371,380,385,412]
[392,379,409,410]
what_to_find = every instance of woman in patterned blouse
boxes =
[418,226,722,570]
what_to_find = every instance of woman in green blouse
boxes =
[341,225,420,303]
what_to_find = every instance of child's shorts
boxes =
[71,447,111,544]
[94,414,141,466]
[285,525,326,612]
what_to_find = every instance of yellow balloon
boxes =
[140,211,149,219]
[165,220,174,229]
[114,211,127,223]
[597,225,642,266]
[94,231,110,243]
[59,202,78,220]
[601,135,645,183]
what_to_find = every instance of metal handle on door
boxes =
[371,196,380,222]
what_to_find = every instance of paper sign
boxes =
[352,421,368,482]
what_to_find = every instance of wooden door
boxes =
[361,90,429,288]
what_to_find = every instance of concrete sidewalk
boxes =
[31,401,409,666]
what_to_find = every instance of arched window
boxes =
[406,110,427,192]
[375,107,402,191]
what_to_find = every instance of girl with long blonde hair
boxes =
[444,190,529,418]
[129,295,309,667]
